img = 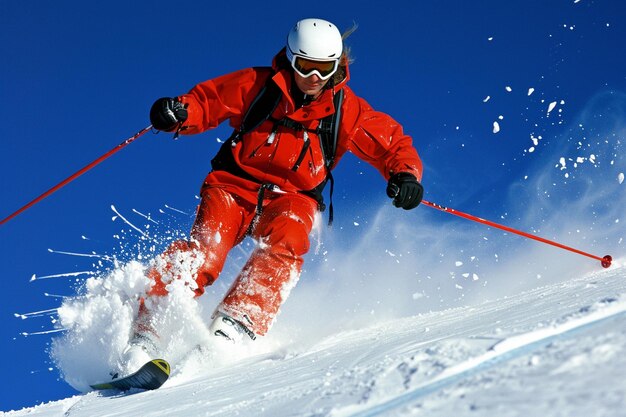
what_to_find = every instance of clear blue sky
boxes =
[1,0,625,410]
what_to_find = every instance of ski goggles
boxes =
[290,55,339,81]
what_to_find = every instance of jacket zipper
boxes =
[249,123,280,158]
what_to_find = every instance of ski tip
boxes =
[601,255,612,268]
[89,359,171,392]
[151,359,171,376]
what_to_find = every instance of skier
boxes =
[123,18,424,368]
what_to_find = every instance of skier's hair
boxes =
[340,21,358,66]
[326,22,357,86]
[325,22,357,87]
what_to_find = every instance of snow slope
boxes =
[4,262,626,417]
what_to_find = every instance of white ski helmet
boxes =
[286,18,343,63]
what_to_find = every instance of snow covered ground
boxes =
[4,260,626,417]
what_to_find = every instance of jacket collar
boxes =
[270,48,349,119]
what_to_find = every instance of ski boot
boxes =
[121,300,161,374]
[208,312,256,344]
[121,334,159,374]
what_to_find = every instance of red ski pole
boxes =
[1,125,152,226]
[421,200,612,268]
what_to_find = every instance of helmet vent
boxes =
[287,18,343,63]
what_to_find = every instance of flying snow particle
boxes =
[483,96,491,103]
[547,101,558,114]
[531,134,540,146]
[559,157,567,169]
[505,86,512,92]
[455,261,463,267]
[619,173,624,184]
[472,273,479,281]
[493,121,500,133]
[528,88,535,96]
[528,147,535,153]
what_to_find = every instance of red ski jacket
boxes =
[177,50,423,206]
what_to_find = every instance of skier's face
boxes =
[294,72,329,98]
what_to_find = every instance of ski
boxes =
[90,359,170,391]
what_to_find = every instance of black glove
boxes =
[150,97,188,132]
[386,172,424,210]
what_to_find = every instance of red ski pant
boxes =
[147,187,318,336]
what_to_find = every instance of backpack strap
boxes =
[235,73,282,140]
[305,88,344,225]
[317,88,344,169]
